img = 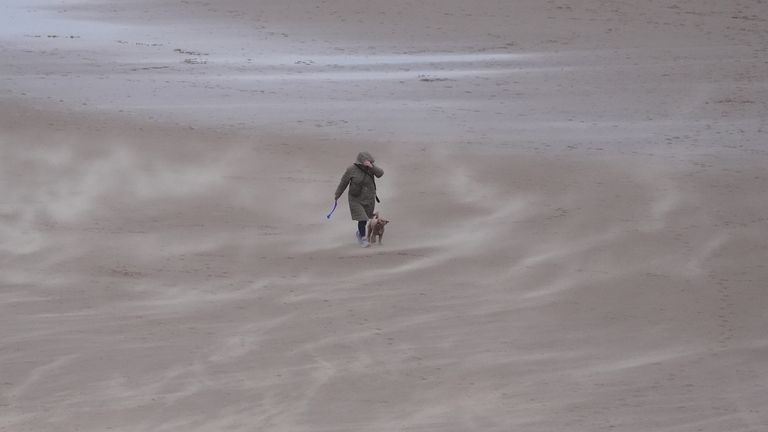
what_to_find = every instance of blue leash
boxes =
[326,200,338,219]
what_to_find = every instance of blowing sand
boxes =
[2,1,768,431]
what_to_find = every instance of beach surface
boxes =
[2,1,767,431]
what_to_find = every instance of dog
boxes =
[367,212,389,245]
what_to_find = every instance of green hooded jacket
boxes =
[334,152,384,221]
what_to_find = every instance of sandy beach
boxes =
[2,1,767,431]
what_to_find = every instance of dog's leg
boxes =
[378,233,383,245]
[366,220,373,243]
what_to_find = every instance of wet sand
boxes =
[2,1,768,431]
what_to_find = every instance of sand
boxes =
[1,0,767,431]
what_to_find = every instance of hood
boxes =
[356,151,375,165]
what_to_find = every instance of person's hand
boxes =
[363,160,373,168]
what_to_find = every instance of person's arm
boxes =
[334,167,352,200]
[368,163,384,178]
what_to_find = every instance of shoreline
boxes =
[3,0,766,158]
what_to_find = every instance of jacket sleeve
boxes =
[334,167,352,200]
[371,165,384,178]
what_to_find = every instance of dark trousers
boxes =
[358,221,366,238]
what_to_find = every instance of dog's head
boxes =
[372,217,389,229]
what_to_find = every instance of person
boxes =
[334,151,384,247]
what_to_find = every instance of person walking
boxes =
[334,151,383,247]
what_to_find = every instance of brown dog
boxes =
[367,212,389,245]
